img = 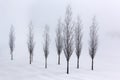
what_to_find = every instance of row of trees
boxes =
[9,5,98,74]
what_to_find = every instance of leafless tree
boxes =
[55,18,63,65]
[89,16,98,70]
[9,25,15,60]
[63,5,74,74]
[27,22,35,64]
[43,25,50,68]
[75,16,83,69]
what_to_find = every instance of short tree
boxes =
[75,16,83,69]
[89,16,98,70]
[55,18,63,65]
[9,25,15,60]
[63,5,74,74]
[43,25,50,68]
[27,22,35,64]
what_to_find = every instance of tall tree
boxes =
[27,22,35,64]
[63,5,74,74]
[89,16,98,70]
[9,25,15,60]
[56,18,63,65]
[75,16,83,69]
[43,25,50,68]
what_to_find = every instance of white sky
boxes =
[0,0,120,54]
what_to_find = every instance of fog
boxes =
[0,0,120,57]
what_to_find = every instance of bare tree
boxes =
[55,18,63,65]
[63,5,74,74]
[27,22,35,64]
[9,25,15,60]
[43,25,50,68]
[89,16,98,70]
[75,16,83,69]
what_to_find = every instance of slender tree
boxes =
[9,25,15,60]
[75,16,83,69]
[27,22,35,64]
[89,16,98,70]
[63,5,74,74]
[56,18,63,65]
[43,25,50,68]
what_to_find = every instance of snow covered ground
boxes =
[0,0,120,80]
[0,36,120,80]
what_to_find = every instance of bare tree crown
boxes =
[28,22,35,55]
[56,18,63,55]
[75,16,83,59]
[89,16,98,59]
[9,25,15,52]
[43,25,50,58]
[63,5,74,61]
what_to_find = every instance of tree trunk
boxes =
[45,58,47,69]
[58,55,60,65]
[91,59,94,70]
[67,60,69,74]
[77,58,79,69]
[11,51,13,60]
